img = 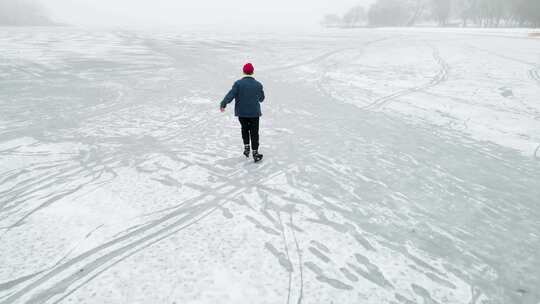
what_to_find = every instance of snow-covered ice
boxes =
[0,27,539,304]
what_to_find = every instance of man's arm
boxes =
[259,84,265,103]
[220,82,238,109]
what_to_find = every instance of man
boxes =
[220,63,265,163]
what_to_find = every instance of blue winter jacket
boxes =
[221,76,265,117]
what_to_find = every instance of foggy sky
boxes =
[43,0,374,29]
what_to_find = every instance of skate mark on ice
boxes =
[1,163,296,303]
[287,221,304,233]
[259,193,304,304]
[218,205,233,219]
[314,38,396,103]
[150,174,182,187]
[421,90,540,119]
[276,211,294,304]
[411,283,440,304]
[258,189,283,230]
[0,224,102,292]
[265,48,351,72]
[351,232,376,251]
[309,240,330,254]
[20,195,233,304]
[348,253,393,289]
[306,213,350,234]
[470,44,540,89]
[2,184,84,236]
[468,44,536,66]
[0,168,31,186]
[264,242,293,272]
[0,147,119,230]
[267,37,391,73]
[423,272,457,289]
[339,267,358,282]
[289,214,304,304]
[245,215,281,236]
[303,262,353,290]
[361,43,450,110]
[0,163,79,206]
[308,247,330,263]
[0,271,43,292]
[498,87,514,98]
[394,293,416,304]
[46,200,237,304]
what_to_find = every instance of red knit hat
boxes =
[243,63,254,75]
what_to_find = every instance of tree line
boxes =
[322,0,540,28]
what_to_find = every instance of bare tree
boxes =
[452,0,477,27]
[407,0,427,26]
[368,0,416,26]
[343,5,366,28]
[431,0,451,26]
[512,0,540,27]
[334,0,539,28]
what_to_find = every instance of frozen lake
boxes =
[1,27,539,304]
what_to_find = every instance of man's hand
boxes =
[220,107,226,113]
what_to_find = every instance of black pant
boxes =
[239,117,259,151]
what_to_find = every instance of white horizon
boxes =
[42,0,375,30]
